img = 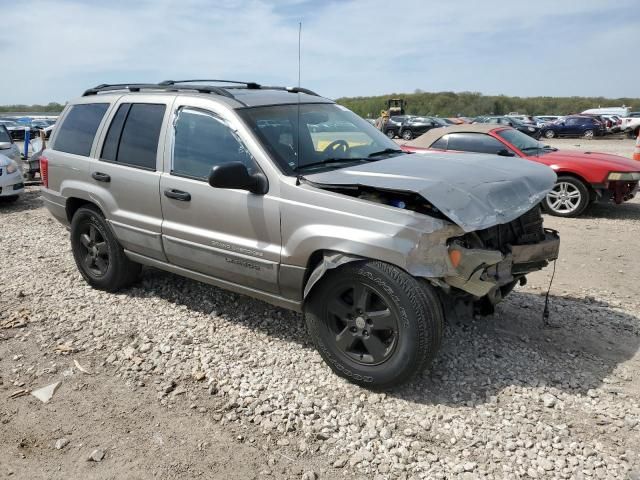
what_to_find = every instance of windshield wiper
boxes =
[367,148,404,158]
[293,158,367,172]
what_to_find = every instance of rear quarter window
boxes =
[53,103,109,156]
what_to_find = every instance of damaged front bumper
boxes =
[443,229,560,298]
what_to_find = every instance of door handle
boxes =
[91,171,111,183]
[164,188,191,201]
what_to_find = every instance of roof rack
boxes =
[82,83,235,98]
[159,79,262,89]
[81,80,320,99]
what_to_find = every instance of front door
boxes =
[159,104,281,294]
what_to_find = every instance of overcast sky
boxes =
[1,0,639,105]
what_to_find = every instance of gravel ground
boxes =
[1,139,639,479]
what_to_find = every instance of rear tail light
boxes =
[40,156,48,188]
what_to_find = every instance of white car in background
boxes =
[0,125,22,163]
[0,152,24,202]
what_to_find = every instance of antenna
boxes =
[295,21,302,175]
[298,22,302,87]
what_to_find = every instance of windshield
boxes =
[496,128,552,156]
[0,120,18,128]
[238,103,402,175]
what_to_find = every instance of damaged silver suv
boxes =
[41,80,560,388]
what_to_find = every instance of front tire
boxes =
[401,130,413,140]
[0,195,19,203]
[305,260,444,389]
[385,129,395,139]
[542,176,590,217]
[70,206,141,291]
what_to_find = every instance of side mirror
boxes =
[497,149,516,157]
[0,141,12,150]
[208,161,268,195]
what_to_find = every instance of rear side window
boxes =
[446,133,507,154]
[430,137,447,149]
[53,103,109,156]
[101,103,165,170]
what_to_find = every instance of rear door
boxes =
[159,100,281,293]
[90,95,173,260]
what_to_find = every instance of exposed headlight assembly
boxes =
[608,172,640,181]
[528,127,535,132]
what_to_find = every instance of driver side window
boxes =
[172,108,256,180]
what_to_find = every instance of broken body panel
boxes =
[296,152,559,304]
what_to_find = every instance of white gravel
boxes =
[1,187,639,479]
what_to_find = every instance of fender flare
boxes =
[302,252,364,299]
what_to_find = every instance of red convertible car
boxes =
[402,124,640,217]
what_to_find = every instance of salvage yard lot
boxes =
[1,138,639,479]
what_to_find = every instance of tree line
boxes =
[0,102,65,113]
[335,91,639,118]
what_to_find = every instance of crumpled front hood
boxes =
[304,151,557,232]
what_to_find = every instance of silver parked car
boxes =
[40,81,560,388]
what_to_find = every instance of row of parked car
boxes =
[383,111,640,141]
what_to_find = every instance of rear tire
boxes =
[70,206,141,291]
[543,129,555,139]
[305,260,444,389]
[542,176,590,217]
[583,129,594,139]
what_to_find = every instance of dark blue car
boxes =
[541,116,605,139]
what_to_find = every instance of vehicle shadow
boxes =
[127,269,639,406]
[394,290,639,405]
[0,188,43,214]
[129,268,313,348]
[581,200,640,220]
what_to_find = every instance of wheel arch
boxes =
[552,170,594,192]
[66,197,103,222]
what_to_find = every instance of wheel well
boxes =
[553,171,592,192]
[303,250,326,287]
[66,197,100,222]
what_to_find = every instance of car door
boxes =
[563,117,580,135]
[159,102,281,294]
[90,95,172,261]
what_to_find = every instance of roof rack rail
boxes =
[82,83,235,98]
[81,81,320,99]
[159,79,262,89]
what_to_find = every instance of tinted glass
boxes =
[54,103,109,156]
[430,137,447,149]
[116,104,165,170]
[566,118,579,125]
[101,104,130,161]
[0,126,11,143]
[446,133,507,154]
[173,108,255,179]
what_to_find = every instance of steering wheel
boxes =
[322,139,350,156]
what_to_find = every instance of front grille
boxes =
[474,206,545,252]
